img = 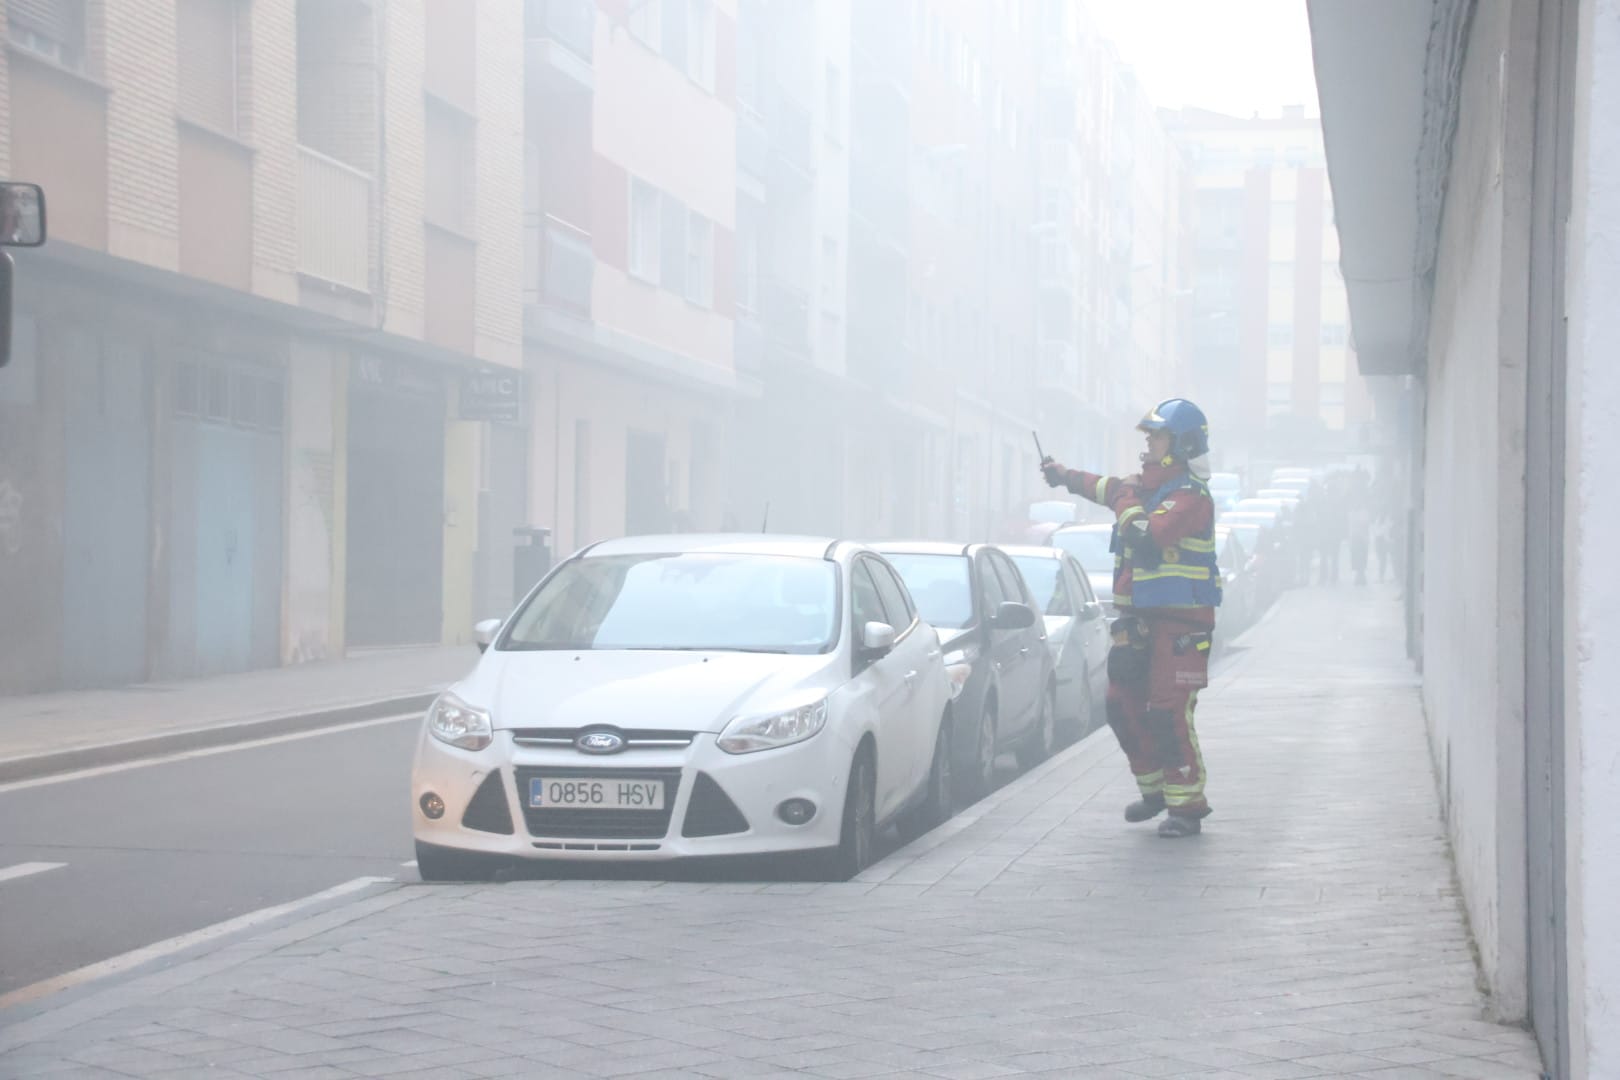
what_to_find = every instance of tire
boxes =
[415,840,498,883]
[900,718,954,838]
[1016,687,1056,770]
[824,748,877,882]
[963,703,998,802]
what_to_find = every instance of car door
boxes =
[983,550,1036,737]
[865,558,937,794]
[1041,561,1085,722]
[849,558,912,821]
[996,550,1049,729]
[972,551,1017,737]
[1062,557,1110,704]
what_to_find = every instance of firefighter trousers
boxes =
[1104,614,1212,818]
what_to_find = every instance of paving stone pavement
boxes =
[0,585,1545,1079]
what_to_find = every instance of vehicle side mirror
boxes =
[473,618,502,653]
[0,184,45,248]
[990,601,1035,631]
[1080,601,1104,622]
[860,621,896,658]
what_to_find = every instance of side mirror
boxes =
[990,601,1036,631]
[1080,601,1104,622]
[0,183,45,248]
[473,618,502,653]
[860,621,896,658]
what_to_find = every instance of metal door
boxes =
[193,423,256,676]
[60,329,150,687]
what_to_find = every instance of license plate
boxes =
[528,778,666,810]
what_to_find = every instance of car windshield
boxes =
[501,553,838,654]
[1052,529,1114,573]
[884,553,974,630]
[1011,556,1066,616]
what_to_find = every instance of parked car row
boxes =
[411,533,1111,885]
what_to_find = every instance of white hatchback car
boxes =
[412,535,952,882]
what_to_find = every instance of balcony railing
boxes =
[769,92,814,181]
[738,102,768,183]
[298,146,371,293]
[526,0,594,61]
[762,278,811,359]
[526,214,594,316]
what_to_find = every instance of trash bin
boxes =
[513,526,553,606]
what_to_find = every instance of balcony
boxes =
[526,0,594,87]
[768,91,814,186]
[762,278,811,362]
[526,214,595,317]
[298,146,371,293]
[738,102,768,191]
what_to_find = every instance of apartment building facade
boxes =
[1166,106,1378,471]
[0,0,524,691]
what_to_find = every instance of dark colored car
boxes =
[876,542,1057,801]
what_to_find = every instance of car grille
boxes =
[681,772,749,838]
[460,771,514,835]
[512,766,683,840]
[509,728,698,750]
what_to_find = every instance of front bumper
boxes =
[411,723,856,862]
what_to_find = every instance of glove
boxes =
[1040,459,1068,489]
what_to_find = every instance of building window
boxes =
[1267,323,1292,348]
[629,0,660,48]
[1267,382,1291,415]
[659,192,689,294]
[425,100,476,233]
[629,178,661,283]
[9,0,87,70]
[736,206,758,314]
[685,213,713,307]
[178,0,240,133]
[684,0,715,90]
[821,236,839,311]
[1007,105,1019,149]
[1321,323,1349,346]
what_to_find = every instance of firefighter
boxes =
[1040,399,1221,837]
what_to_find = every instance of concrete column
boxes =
[283,341,339,663]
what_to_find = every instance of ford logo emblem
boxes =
[576,730,625,754]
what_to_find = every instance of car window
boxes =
[1051,529,1115,574]
[503,552,838,653]
[1012,555,1072,617]
[851,560,887,633]
[990,552,1029,607]
[866,558,915,631]
[976,554,1006,616]
[885,553,974,629]
[1062,560,1094,605]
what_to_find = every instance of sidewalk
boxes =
[0,647,477,781]
[0,587,1545,1079]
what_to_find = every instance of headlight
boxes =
[427,692,493,751]
[717,698,829,754]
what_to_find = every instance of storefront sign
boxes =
[460,370,525,423]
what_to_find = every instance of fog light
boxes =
[776,798,816,826]
[419,792,446,820]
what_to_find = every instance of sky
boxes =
[1082,0,1321,118]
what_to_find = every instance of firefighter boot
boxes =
[1124,793,1166,822]
[1158,813,1204,838]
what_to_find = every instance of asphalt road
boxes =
[0,691,1122,997]
[0,717,421,996]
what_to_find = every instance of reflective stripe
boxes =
[1118,505,1146,525]
[1096,477,1109,502]
[1135,769,1164,797]
[1135,565,1215,582]
[1180,537,1216,554]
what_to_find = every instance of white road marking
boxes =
[401,860,417,868]
[0,714,419,795]
[0,862,66,884]
[0,875,394,1010]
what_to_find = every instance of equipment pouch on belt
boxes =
[1107,615,1151,688]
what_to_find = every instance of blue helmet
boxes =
[1137,398,1210,461]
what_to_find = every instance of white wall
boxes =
[1564,1,1620,1073]
[1418,0,1531,1021]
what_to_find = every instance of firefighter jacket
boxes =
[1057,460,1222,619]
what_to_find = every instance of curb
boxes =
[0,692,438,783]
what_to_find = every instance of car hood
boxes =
[462,649,834,733]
